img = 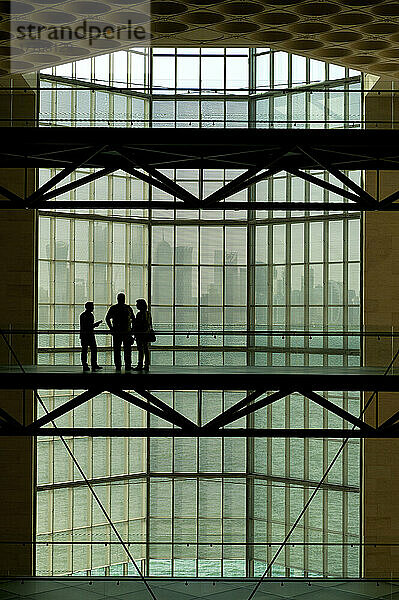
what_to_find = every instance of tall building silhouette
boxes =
[176,246,194,304]
[153,239,173,304]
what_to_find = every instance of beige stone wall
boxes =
[0,77,36,575]
[363,79,399,577]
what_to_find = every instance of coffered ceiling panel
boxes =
[2,1,399,79]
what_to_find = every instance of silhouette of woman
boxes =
[133,299,153,371]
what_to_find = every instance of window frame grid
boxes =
[36,48,362,578]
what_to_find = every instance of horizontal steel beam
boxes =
[0,329,395,337]
[2,129,399,210]
[1,427,395,438]
[0,365,397,391]
[2,127,399,171]
[28,201,368,211]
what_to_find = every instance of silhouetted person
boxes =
[133,298,152,371]
[79,301,102,372]
[106,293,135,371]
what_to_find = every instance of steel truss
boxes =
[0,366,398,438]
[2,129,399,211]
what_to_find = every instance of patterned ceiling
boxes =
[3,1,399,79]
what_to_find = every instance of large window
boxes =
[37,48,362,578]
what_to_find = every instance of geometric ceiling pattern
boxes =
[3,1,399,79]
[1,578,399,600]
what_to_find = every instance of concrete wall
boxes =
[0,76,36,575]
[363,79,399,577]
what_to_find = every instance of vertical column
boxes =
[0,76,36,575]
[363,79,399,577]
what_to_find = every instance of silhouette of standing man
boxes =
[80,301,102,372]
[106,293,135,371]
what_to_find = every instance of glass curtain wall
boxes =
[37,48,362,578]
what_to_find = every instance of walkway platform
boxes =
[2,128,399,172]
[2,128,399,211]
[0,366,397,438]
[0,365,397,391]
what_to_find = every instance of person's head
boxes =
[117,293,125,305]
[136,298,147,312]
[85,301,94,312]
